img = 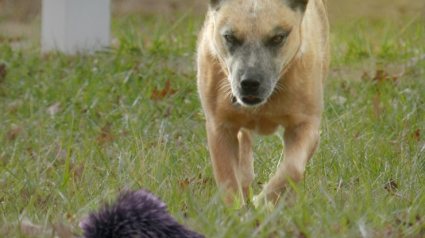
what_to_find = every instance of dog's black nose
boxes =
[240,78,260,94]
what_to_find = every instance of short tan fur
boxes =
[197,0,330,205]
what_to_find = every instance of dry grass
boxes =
[327,0,425,22]
[112,0,206,16]
[1,0,424,41]
[0,0,41,22]
[1,0,424,23]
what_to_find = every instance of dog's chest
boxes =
[242,117,279,135]
[224,105,290,135]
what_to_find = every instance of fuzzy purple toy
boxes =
[79,189,205,238]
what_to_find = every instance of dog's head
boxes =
[209,0,308,107]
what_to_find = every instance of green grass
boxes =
[0,12,424,238]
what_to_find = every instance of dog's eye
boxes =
[224,35,237,43]
[270,35,286,46]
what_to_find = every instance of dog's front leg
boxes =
[237,128,255,199]
[256,120,320,205]
[206,119,244,205]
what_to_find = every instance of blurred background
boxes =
[0,0,424,40]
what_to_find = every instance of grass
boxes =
[0,10,424,238]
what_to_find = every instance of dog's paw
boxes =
[252,193,275,211]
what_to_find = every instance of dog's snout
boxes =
[241,78,260,94]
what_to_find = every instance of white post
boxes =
[41,0,111,54]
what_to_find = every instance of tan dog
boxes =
[197,0,330,206]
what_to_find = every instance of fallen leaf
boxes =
[117,95,123,104]
[361,72,370,81]
[96,122,115,145]
[26,147,37,159]
[373,69,388,83]
[150,80,177,101]
[412,129,420,141]
[254,219,261,228]
[36,193,53,207]
[178,178,190,190]
[362,64,399,84]
[165,105,174,117]
[181,203,188,218]
[72,163,85,180]
[384,178,398,193]
[0,63,6,83]
[0,36,21,43]
[178,174,212,190]
[6,127,21,141]
[395,212,421,228]
[298,231,307,238]
[195,173,212,187]
[372,69,398,84]
[372,94,382,120]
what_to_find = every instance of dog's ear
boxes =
[209,0,226,10]
[287,0,309,12]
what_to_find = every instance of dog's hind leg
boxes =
[238,128,255,200]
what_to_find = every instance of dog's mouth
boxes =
[242,96,263,105]
[231,95,264,107]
